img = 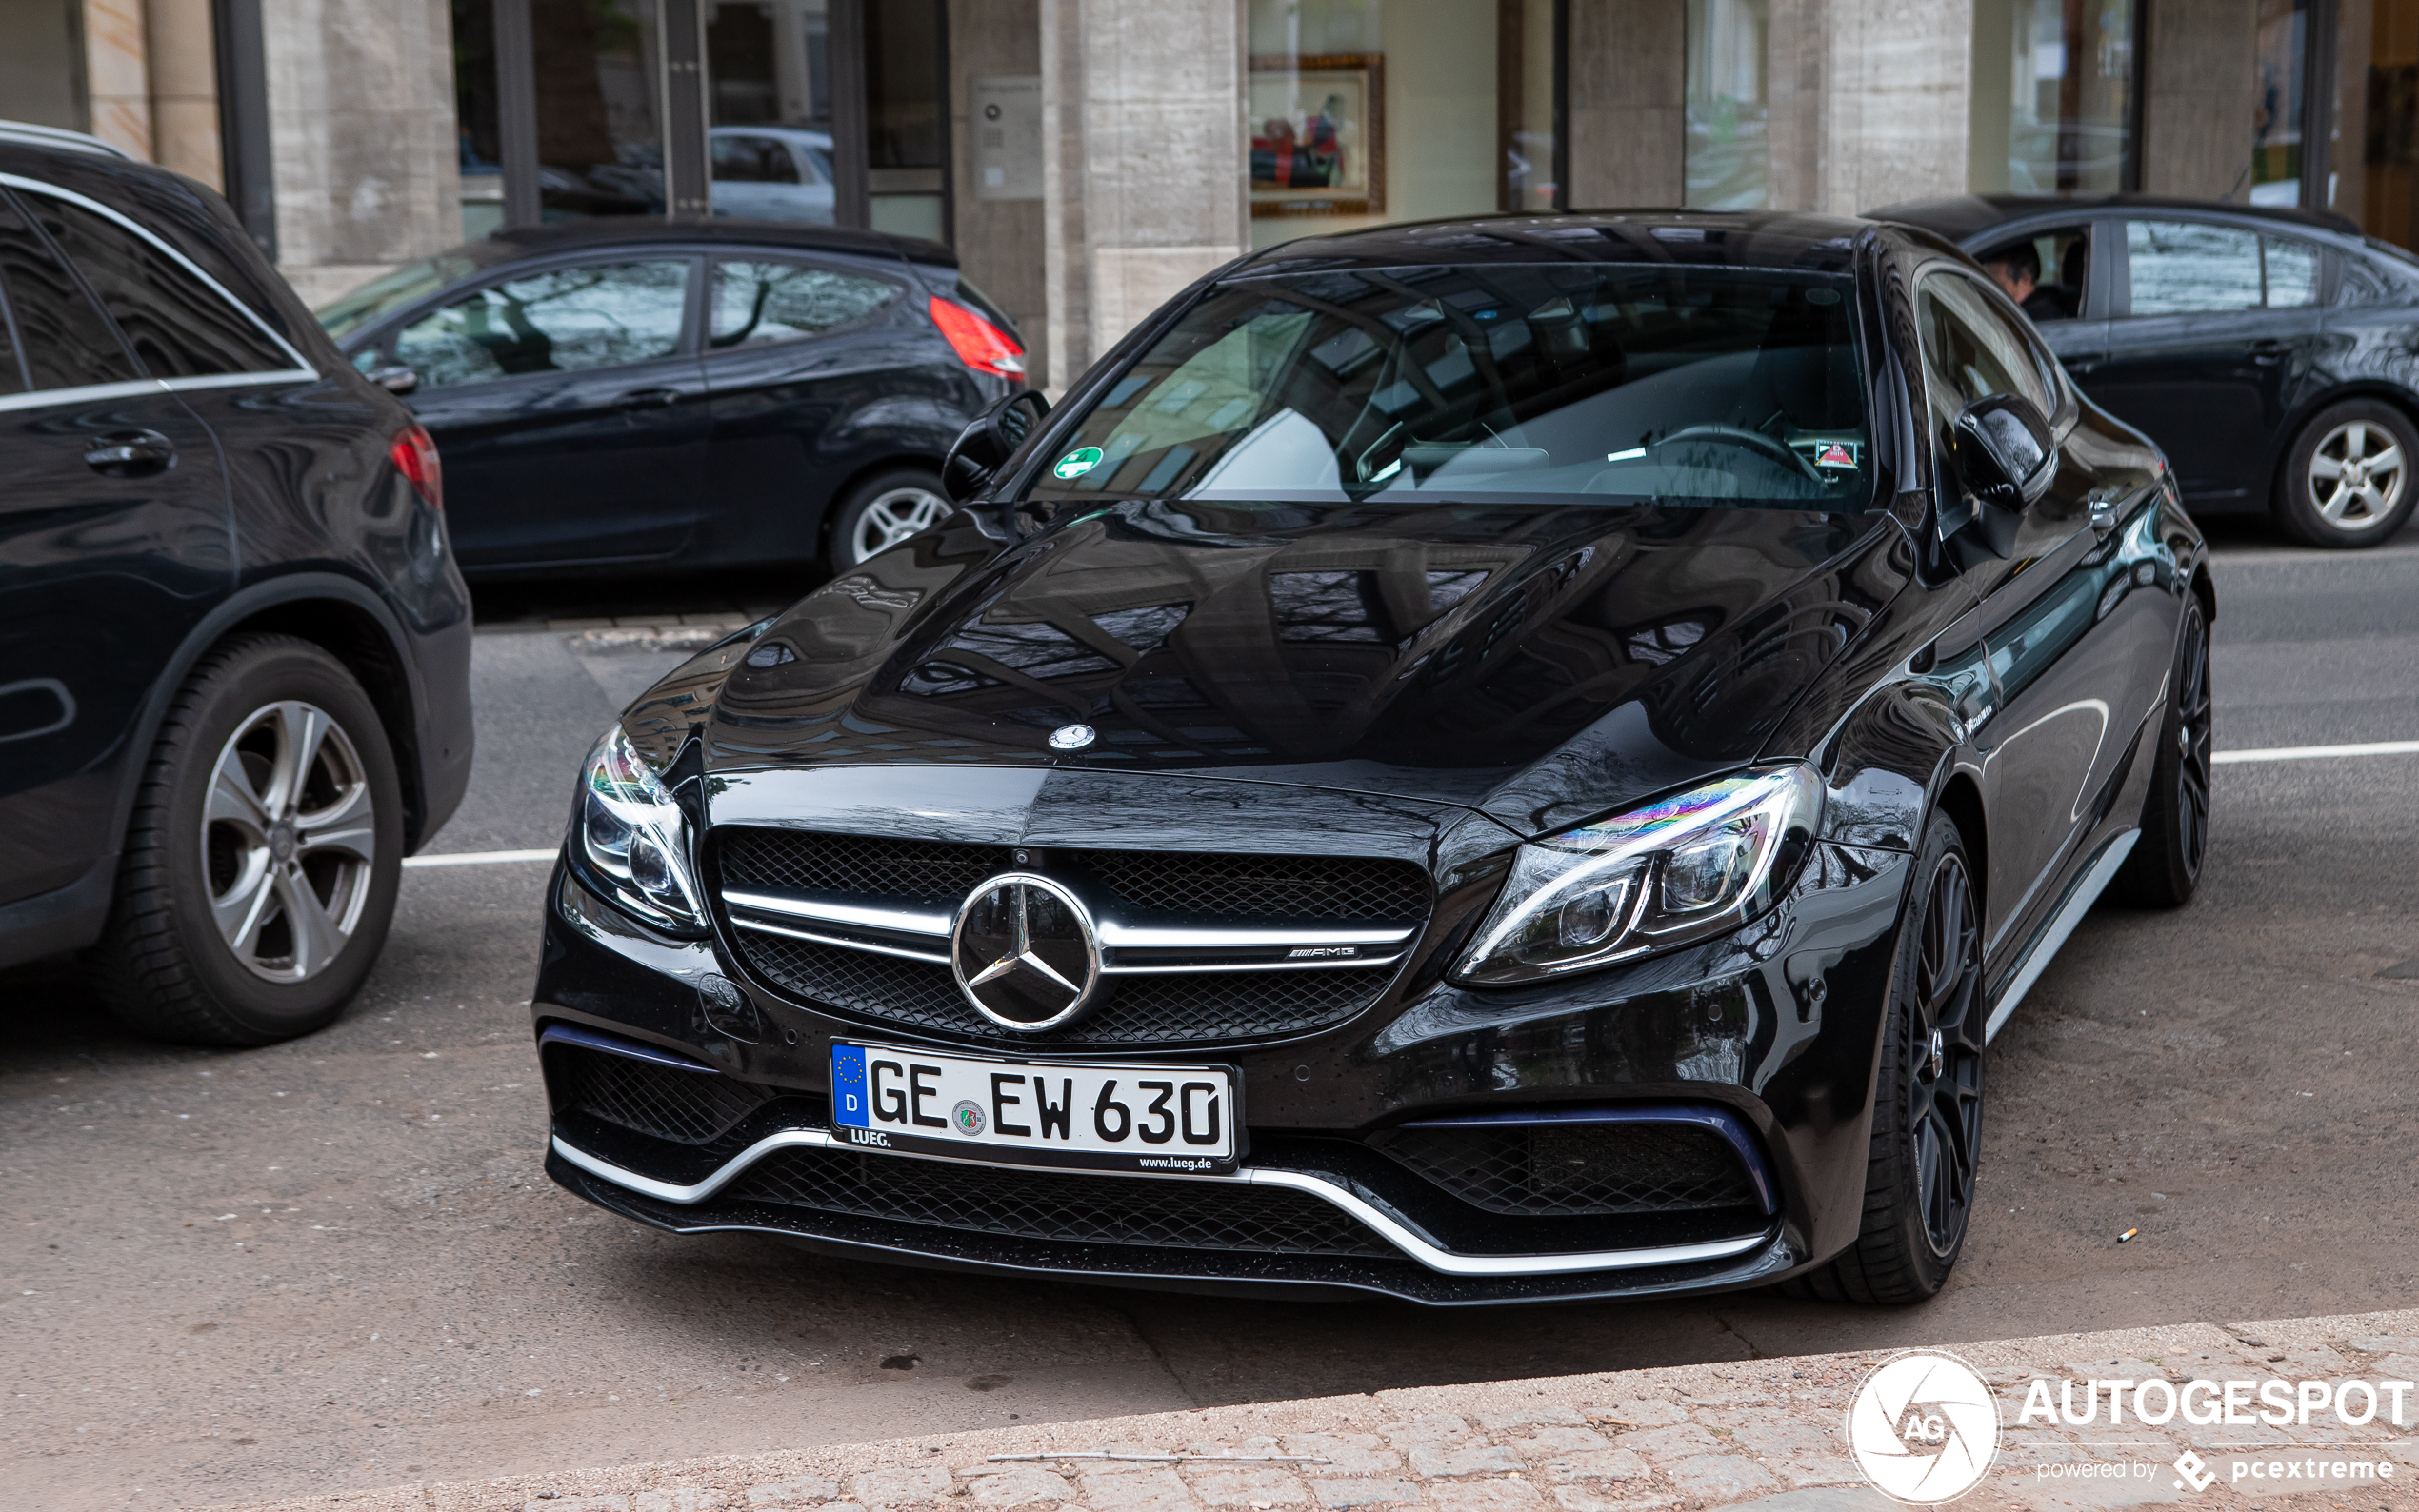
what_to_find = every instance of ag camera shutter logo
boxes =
[1846,1350,2001,1503]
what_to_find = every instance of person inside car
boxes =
[1984,242,2075,321]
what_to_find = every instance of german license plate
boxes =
[829,1041,1239,1175]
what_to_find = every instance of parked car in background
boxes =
[530,210,2211,1306]
[0,126,472,1044]
[710,127,837,224]
[1873,193,2419,548]
[314,221,1024,578]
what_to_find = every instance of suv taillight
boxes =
[390,424,442,510]
[928,295,1025,378]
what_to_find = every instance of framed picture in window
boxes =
[1249,53,1384,217]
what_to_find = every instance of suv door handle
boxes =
[614,387,682,409]
[83,429,176,478]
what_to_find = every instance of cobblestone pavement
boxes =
[214,1308,2419,1512]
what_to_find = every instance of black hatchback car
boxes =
[0,135,472,1044]
[530,210,2210,1305]
[1874,193,2419,548]
[315,222,1025,579]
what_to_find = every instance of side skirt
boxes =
[1982,828,2140,1044]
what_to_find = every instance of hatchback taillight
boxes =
[928,295,1025,378]
[390,424,442,510]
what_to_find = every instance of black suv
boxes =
[0,134,473,1044]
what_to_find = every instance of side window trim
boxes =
[0,171,318,386]
[0,374,174,416]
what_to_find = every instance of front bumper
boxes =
[533,829,1915,1303]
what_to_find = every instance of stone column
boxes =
[146,0,224,189]
[1042,0,1248,393]
[1765,0,1972,215]
[261,0,463,307]
[1565,0,1685,208]
[83,0,154,159]
[2140,0,2259,200]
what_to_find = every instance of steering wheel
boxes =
[1650,424,1827,485]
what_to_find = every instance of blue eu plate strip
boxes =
[831,1044,870,1127]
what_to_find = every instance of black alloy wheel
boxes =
[1780,809,1985,1304]
[2111,596,2212,907]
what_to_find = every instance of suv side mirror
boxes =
[1945,392,2054,557]
[943,389,1050,502]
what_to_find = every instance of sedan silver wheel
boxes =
[847,485,949,564]
[2308,419,2407,533]
[202,701,377,984]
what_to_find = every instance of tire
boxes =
[2271,399,2419,547]
[826,468,950,570]
[88,633,405,1046]
[1780,810,1986,1305]
[2109,595,2212,908]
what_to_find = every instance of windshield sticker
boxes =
[1811,441,1859,469]
[1053,446,1105,479]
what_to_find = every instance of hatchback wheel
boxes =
[90,634,404,1045]
[2273,400,2419,547]
[830,468,950,569]
[2111,596,2212,907]
[1780,810,1985,1304]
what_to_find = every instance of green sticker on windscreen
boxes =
[1052,446,1105,479]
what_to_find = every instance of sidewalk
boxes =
[219,1308,2419,1512]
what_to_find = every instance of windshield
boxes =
[1025,264,1871,510]
[316,254,482,342]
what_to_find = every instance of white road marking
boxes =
[401,848,558,868]
[2212,740,2419,765]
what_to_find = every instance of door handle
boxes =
[614,387,683,409]
[82,429,176,478]
[2088,492,2120,536]
[2249,338,2289,364]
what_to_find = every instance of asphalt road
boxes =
[8,526,2419,1511]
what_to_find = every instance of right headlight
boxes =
[572,725,707,934]
[1454,765,1824,985]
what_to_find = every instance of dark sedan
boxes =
[316,221,1025,578]
[527,210,2209,1305]
[1873,193,2419,548]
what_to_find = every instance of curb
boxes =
[208,1307,2419,1512]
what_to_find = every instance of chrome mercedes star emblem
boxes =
[1048,724,1096,750]
[950,873,1102,1031]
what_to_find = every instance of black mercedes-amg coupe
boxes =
[530,210,2211,1305]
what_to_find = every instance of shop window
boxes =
[452,0,505,239]
[1967,0,2139,195]
[531,0,665,219]
[2253,0,2312,205]
[866,0,948,242]
[1247,0,1558,250]
[1684,0,1769,209]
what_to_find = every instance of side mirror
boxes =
[366,364,420,396]
[1945,392,2054,558]
[942,389,1050,502]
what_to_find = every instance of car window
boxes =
[24,191,296,378]
[712,135,800,185]
[1975,224,2089,322]
[393,259,690,388]
[0,191,139,390]
[1915,270,2054,435]
[316,253,483,341]
[2264,236,2322,308]
[710,259,898,348]
[2125,220,2264,315]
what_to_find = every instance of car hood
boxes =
[670,497,1909,838]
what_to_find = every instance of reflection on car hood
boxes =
[670,497,1909,837]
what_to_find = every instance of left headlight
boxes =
[1454,765,1824,985]
[573,726,707,933]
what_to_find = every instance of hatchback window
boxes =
[27,193,295,378]
[2125,221,2264,315]
[710,259,897,348]
[712,135,800,185]
[393,259,690,388]
[2264,236,2322,308]
[0,192,139,390]
[1024,265,1870,509]
[316,253,482,341]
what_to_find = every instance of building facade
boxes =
[10,0,2413,382]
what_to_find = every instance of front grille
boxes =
[728,1144,1396,1257]
[714,828,1431,1047]
[734,931,1382,1045]
[553,1044,770,1145]
[1370,1121,1758,1217]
